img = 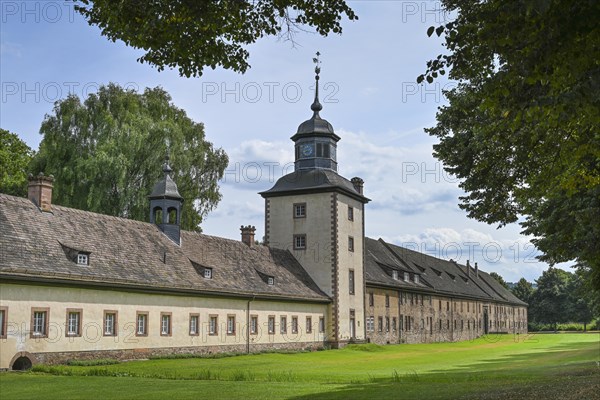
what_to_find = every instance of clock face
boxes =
[301,144,314,157]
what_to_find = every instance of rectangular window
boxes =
[293,203,306,218]
[291,316,298,334]
[348,206,354,221]
[294,234,306,250]
[414,275,420,284]
[280,316,287,334]
[160,313,172,336]
[227,315,236,335]
[348,236,354,252]
[103,311,117,336]
[189,314,199,336]
[366,316,373,332]
[404,272,409,281]
[66,309,82,337]
[267,276,275,285]
[203,268,212,279]
[0,307,7,339]
[368,292,374,306]
[136,312,148,336]
[268,316,275,334]
[209,315,218,335]
[319,317,325,333]
[349,270,355,295]
[378,317,383,332]
[250,315,258,335]
[385,317,390,332]
[306,317,312,334]
[392,317,397,332]
[439,300,442,310]
[385,294,390,308]
[392,270,399,280]
[447,302,450,311]
[32,309,48,338]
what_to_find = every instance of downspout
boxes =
[246,295,255,354]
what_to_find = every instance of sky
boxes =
[0,1,567,282]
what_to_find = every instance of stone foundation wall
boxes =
[32,341,325,366]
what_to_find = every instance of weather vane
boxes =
[313,51,321,78]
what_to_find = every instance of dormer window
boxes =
[403,272,409,282]
[267,276,275,285]
[77,253,88,265]
[203,268,212,279]
[392,270,399,280]
[414,275,420,284]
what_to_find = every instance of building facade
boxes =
[0,67,526,370]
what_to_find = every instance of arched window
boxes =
[167,207,178,224]
[153,207,163,224]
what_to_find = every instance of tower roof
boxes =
[260,169,370,203]
[149,156,183,200]
[291,52,339,142]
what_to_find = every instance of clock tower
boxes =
[292,55,340,172]
[261,54,369,348]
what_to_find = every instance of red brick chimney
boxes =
[28,173,54,212]
[240,225,256,247]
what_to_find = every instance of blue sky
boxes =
[0,1,565,282]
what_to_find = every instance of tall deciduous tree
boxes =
[31,84,229,231]
[511,278,534,305]
[489,272,509,290]
[530,268,572,330]
[421,1,600,289]
[74,0,357,77]
[0,129,34,197]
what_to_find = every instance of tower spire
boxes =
[311,51,322,115]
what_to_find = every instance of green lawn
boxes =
[1,333,598,399]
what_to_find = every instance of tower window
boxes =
[349,270,355,295]
[316,143,330,158]
[153,207,163,224]
[348,206,354,221]
[294,234,306,250]
[348,236,354,252]
[167,208,177,224]
[293,203,306,218]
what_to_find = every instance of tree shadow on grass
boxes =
[288,339,600,400]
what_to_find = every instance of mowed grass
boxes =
[1,333,598,399]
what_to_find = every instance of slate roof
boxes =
[0,194,329,303]
[260,169,370,203]
[364,238,527,306]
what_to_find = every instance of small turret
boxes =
[149,156,184,245]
